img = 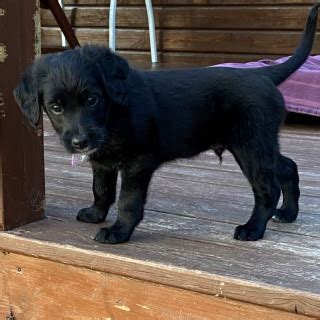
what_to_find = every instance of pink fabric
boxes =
[214,56,320,117]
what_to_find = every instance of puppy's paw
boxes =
[272,208,298,223]
[234,224,265,241]
[94,224,132,244]
[76,206,107,224]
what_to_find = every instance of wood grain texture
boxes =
[0,0,45,230]
[0,119,319,317]
[0,252,312,319]
[0,232,319,318]
[41,1,320,66]
[42,49,285,68]
[42,27,156,49]
[41,27,320,55]
[41,7,316,30]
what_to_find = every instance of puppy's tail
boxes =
[257,3,319,86]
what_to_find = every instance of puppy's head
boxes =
[14,45,129,155]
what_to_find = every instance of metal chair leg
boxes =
[109,0,117,51]
[58,0,67,47]
[108,0,157,62]
[145,0,157,63]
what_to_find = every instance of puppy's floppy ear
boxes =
[14,64,42,127]
[82,46,129,106]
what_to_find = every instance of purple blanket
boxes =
[214,56,320,117]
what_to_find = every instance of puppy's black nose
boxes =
[72,136,89,150]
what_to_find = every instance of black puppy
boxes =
[14,5,319,244]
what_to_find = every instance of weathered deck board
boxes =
[42,117,320,233]
[0,117,319,317]
[0,233,317,319]
[3,253,310,320]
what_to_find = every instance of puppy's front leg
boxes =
[77,162,118,223]
[94,164,155,244]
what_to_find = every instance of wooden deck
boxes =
[0,115,319,318]
[2,1,320,318]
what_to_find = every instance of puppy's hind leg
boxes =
[273,154,300,223]
[94,163,156,244]
[230,144,280,241]
[77,163,118,223]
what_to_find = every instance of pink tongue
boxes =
[71,154,88,166]
[71,154,76,166]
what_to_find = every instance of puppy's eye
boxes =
[51,104,63,115]
[86,95,98,106]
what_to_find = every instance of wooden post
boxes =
[0,0,45,230]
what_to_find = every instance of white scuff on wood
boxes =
[137,304,151,310]
[115,304,131,312]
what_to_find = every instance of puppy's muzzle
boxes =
[72,135,90,151]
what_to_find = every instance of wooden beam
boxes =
[42,7,314,31]
[0,229,319,317]
[41,27,320,56]
[0,252,313,319]
[0,0,45,230]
